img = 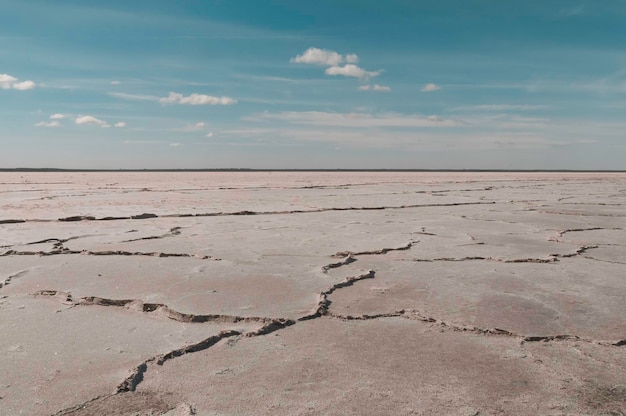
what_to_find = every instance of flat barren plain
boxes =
[1,172,625,416]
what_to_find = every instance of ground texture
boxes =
[1,172,625,415]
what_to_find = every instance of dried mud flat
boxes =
[1,171,625,416]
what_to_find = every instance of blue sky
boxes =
[1,0,625,169]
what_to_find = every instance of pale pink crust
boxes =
[1,172,625,415]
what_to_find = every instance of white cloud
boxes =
[110,80,121,85]
[421,83,440,92]
[325,65,380,79]
[0,74,18,88]
[0,73,36,90]
[114,122,127,128]
[194,122,206,129]
[169,142,183,147]
[75,115,109,127]
[13,81,36,90]
[289,48,385,81]
[159,92,237,105]
[206,132,214,138]
[50,113,66,119]
[290,48,344,66]
[35,121,61,128]
[359,84,391,92]
[290,47,362,67]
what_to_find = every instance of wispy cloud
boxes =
[216,106,626,155]
[50,113,67,119]
[220,126,569,151]
[233,74,327,86]
[421,83,440,92]
[359,84,391,92]
[480,114,549,129]
[114,122,127,128]
[180,121,208,132]
[449,75,626,94]
[159,92,236,105]
[246,111,460,128]
[239,108,601,148]
[35,121,61,128]
[0,73,36,90]
[124,140,162,145]
[108,92,159,101]
[452,104,551,112]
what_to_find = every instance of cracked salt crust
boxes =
[1,172,625,415]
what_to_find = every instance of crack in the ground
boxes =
[51,394,108,416]
[327,309,626,348]
[0,248,218,260]
[0,201,497,225]
[306,240,420,318]
[556,227,606,237]
[0,219,26,224]
[0,270,29,289]
[120,226,183,243]
[410,256,491,263]
[560,202,625,206]
[552,244,599,259]
[32,290,295,396]
[321,255,357,274]
[399,244,598,264]
[19,231,623,415]
[32,290,284,325]
[527,209,626,217]
[299,270,377,321]
[458,215,521,224]
[118,318,294,394]
[1,235,105,251]
[582,255,626,265]
[414,231,437,236]
[307,240,625,349]
[331,240,416,258]
[410,246,595,264]
[548,227,623,242]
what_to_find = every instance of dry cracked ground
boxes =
[1,171,625,416]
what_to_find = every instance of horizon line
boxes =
[1,168,625,173]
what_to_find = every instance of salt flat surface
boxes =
[1,172,625,415]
